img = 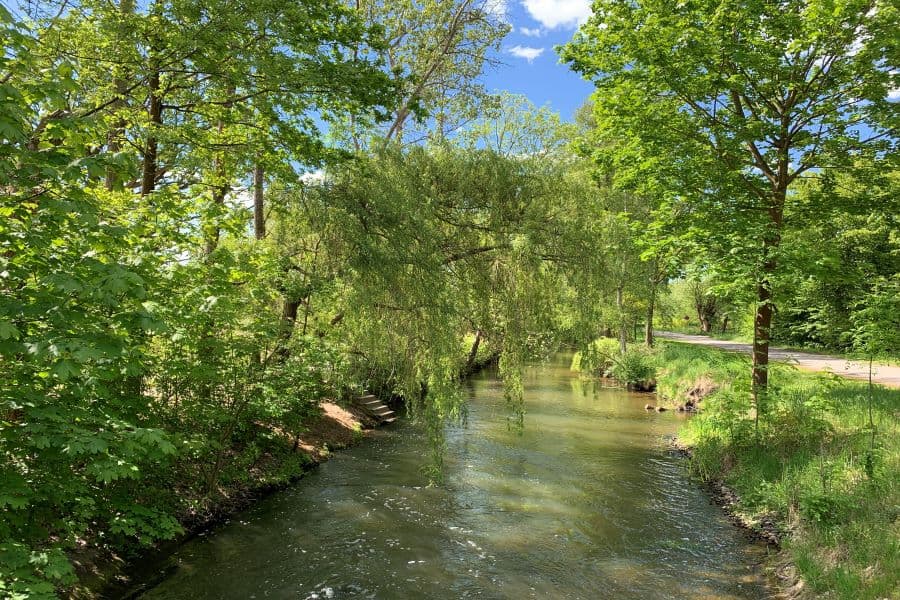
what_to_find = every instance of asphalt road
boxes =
[657,331,900,389]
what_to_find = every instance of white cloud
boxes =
[301,169,326,185]
[521,0,591,29]
[519,26,542,37]
[508,45,545,63]
[483,0,509,20]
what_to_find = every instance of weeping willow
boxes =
[268,144,609,479]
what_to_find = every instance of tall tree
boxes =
[562,0,898,404]
[346,0,508,146]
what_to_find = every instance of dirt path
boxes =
[657,331,900,389]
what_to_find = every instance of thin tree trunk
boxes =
[300,295,311,336]
[105,0,134,191]
[140,58,161,197]
[464,329,482,374]
[253,162,265,240]
[205,88,234,255]
[645,290,655,347]
[868,355,875,450]
[616,285,627,354]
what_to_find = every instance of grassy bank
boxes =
[657,342,899,599]
[69,402,368,599]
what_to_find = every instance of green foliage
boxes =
[0,2,395,595]
[776,166,900,353]
[607,347,657,388]
[661,343,900,599]
[563,0,899,397]
[570,337,620,375]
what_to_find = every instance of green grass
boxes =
[658,342,900,600]
[663,325,900,365]
[664,324,754,344]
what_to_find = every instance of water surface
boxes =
[138,355,768,599]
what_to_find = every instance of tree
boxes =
[346,0,508,146]
[460,91,574,157]
[776,163,900,349]
[0,3,394,595]
[562,0,899,405]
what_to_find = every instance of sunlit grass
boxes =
[658,342,900,599]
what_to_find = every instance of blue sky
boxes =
[481,0,595,121]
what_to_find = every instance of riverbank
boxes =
[70,401,372,599]
[658,342,900,600]
[116,354,771,599]
[73,347,502,599]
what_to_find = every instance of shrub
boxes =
[608,346,657,389]
[571,337,620,375]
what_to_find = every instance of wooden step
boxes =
[362,400,382,407]
[381,417,397,424]
[357,394,378,402]
[372,408,394,417]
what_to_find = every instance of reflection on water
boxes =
[138,354,768,599]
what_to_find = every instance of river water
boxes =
[137,354,769,599]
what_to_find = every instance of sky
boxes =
[480,0,595,121]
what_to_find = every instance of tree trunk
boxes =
[205,88,234,255]
[105,0,134,191]
[751,189,785,425]
[751,277,773,435]
[281,299,300,337]
[645,293,655,347]
[616,285,627,354]
[300,295,311,336]
[274,297,301,359]
[140,59,161,197]
[253,162,265,240]
[464,330,482,374]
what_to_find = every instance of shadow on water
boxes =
[133,354,771,600]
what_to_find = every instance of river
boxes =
[135,354,768,599]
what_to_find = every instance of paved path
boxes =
[657,331,900,389]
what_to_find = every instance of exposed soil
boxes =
[685,376,718,402]
[296,401,373,459]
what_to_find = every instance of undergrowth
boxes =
[658,342,899,599]
[571,338,657,389]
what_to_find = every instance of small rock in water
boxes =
[644,404,655,410]
[656,406,667,412]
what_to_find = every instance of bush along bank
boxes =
[571,338,658,392]
[72,334,500,599]
[657,342,899,600]
[73,400,370,599]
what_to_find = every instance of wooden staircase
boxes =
[354,393,397,425]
